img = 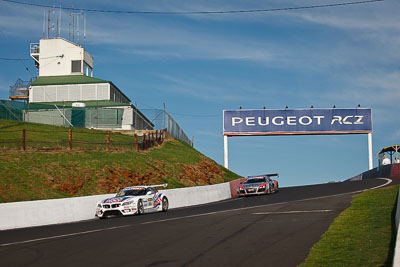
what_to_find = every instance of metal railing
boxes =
[30,43,40,54]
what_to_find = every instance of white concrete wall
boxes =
[159,183,231,209]
[0,183,231,230]
[393,188,400,267]
[39,38,92,77]
[0,194,113,230]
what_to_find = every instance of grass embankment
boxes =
[0,119,240,203]
[0,119,145,150]
[301,185,399,267]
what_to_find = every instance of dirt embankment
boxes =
[41,156,226,195]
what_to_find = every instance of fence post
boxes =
[143,134,146,150]
[68,129,72,150]
[106,131,110,151]
[22,129,26,151]
[135,134,138,152]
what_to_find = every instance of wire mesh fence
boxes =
[141,109,193,146]
[0,100,192,147]
[0,128,166,152]
[0,100,24,121]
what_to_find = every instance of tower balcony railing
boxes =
[30,43,40,54]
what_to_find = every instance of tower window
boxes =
[71,60,82,73]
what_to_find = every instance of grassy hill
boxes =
[0,119,240,203]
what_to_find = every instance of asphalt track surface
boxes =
[0,178,397,267]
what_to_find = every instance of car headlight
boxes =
[97,204,102,208]
[122,201,133,206]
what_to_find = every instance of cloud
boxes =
[85,13,279,62]
[155,74,253,103]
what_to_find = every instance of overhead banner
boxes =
[223,108,372,136]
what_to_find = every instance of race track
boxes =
[0,178,394,267]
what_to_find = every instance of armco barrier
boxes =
[0,182,235,230]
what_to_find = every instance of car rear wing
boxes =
[132,184,168,188]
[152,183,168,188]
[247,173,279,178]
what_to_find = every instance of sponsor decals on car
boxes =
[129,187,144,190]
[103,196,131,203]
[153,194,163,207]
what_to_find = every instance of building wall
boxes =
[29,83,111,103]
[24,109,72,127]
[110,84,130,104]
[29,83,130,104]
[24,106,153,130]
[38,38,93,77]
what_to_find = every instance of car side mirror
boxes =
[146,191,152,195]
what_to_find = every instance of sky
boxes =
[1,0,399,187]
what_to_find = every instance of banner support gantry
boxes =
[224,135,229,169]
[368,132,373,170]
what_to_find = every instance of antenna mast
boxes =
[69,11,85,46]
[43,7,60,39]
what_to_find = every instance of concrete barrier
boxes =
[159,183,231,209]
[0,182,232,230]
[0,194,113,230]
[229,178,246,198]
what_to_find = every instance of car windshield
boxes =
[245,178,266,184]
[116,189,146,197]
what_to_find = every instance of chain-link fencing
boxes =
[0,100,192,147]
[141,109,192,146]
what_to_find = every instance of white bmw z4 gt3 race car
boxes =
[96,184,169,219]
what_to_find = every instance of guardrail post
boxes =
[22,129,26,151]
[68,129,72,150]
[106,131,110,151]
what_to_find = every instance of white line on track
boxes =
[0,225,132,247]
[0,178,392,247]
[253,210,333,215]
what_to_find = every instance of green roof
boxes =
[31,75,109,86]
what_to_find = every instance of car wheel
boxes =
[267,186,271,194]
[137,199,144,215]
[162,197,169,212]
